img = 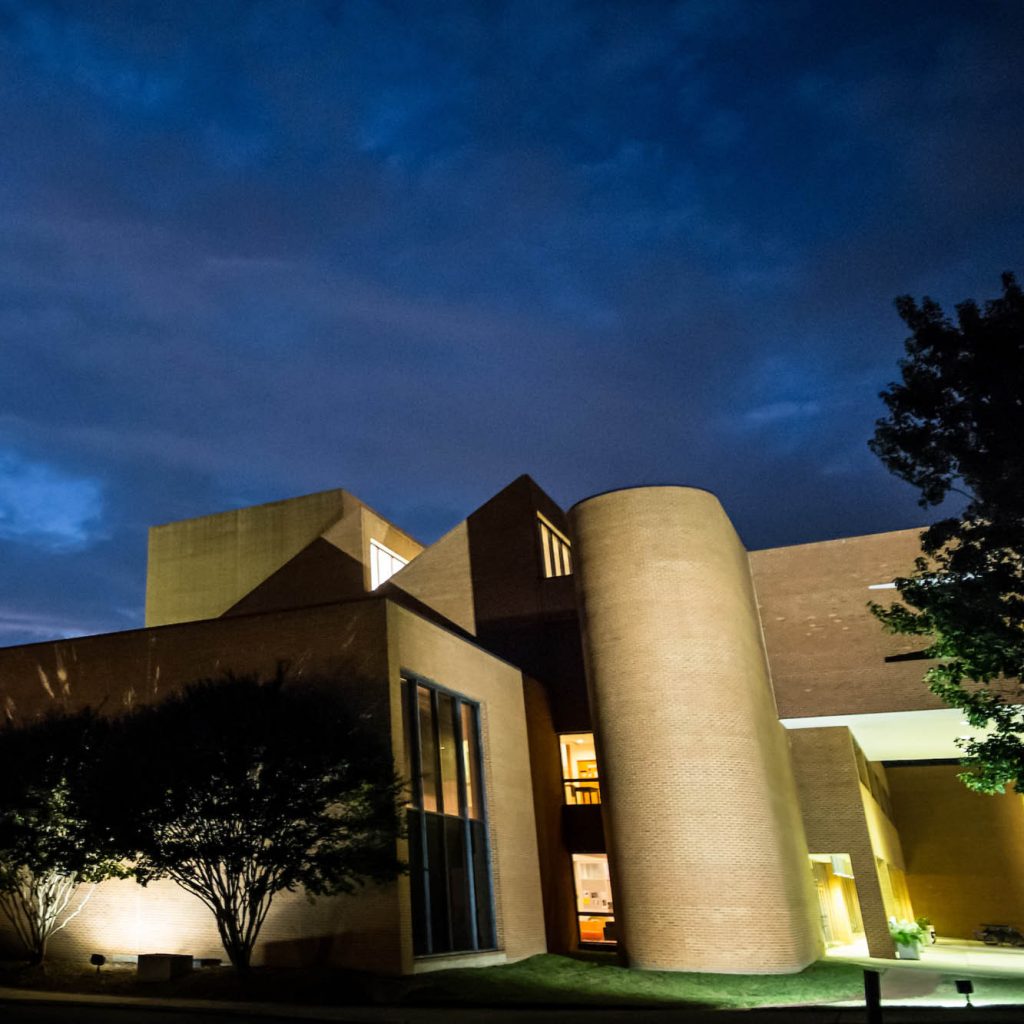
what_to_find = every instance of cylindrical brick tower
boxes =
[569,486,821,972]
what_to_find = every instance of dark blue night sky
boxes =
[1,0,1022,645]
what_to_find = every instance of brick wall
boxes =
[390,604,547,968]
[0,600,402,971]
[788,727,897,958]
[750,530,943,718]
[521,676,579,954]
[888,763,1024,940]
[389,521,477,634]
[570,486,821,973]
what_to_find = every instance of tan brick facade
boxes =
[788,727,901,958]
[390,605,546,967]
[888,763,1024,940]
[0,601,403,969]
[0,598,545,973]
[570,486,821,972]
[750,530,940,718]
[3,475,1004,975]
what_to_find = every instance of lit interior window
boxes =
[538,513,572,578]
[370,539,408,589]
[560,732,600,804]
[572,853,615,945]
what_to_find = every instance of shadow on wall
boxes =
[261,929,398,970]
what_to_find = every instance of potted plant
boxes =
[916,915,936,944]
[889,919,927,959]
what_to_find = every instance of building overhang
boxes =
[780,707,989,761]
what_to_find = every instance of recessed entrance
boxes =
[810,853,866,951]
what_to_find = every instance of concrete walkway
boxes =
[829,938,1024,979]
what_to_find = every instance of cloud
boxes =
[0,449,104,551]
[0,605,105,643]
[0,0,1019,643]
[744,400,822,426]
[0,0,181,112]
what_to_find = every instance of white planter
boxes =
[896,942,921,960]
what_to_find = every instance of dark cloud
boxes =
[0,0,1021,644]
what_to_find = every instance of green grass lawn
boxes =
[0,953,866,1010]
[401,954,865,1009]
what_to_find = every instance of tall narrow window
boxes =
[560,733,600,804]
[537,512,572,578]
[572,854,615,945]
[370,539,408,589]
[403,677,495,956]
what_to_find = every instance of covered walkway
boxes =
[828,937,1024,978]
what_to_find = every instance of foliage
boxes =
[869,272,1024,793]
[888,919,926,947]
[96,671,405,970]
[0,710,127,963]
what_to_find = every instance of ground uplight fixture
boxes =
[955,979,974,1007]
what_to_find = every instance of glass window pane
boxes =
[471,820,495,949]
[403,683,494,957]
[418,686,438,813]
[408,810,428,955]
[401,679,415,806]
[579,915,616,944]
[461,702,481,819]
[540,521,553,576]
[446,817,472,950]
[572,854,613,915]
[426,813,450,952]
[438,693,459,816]
[370,539,408,589]
[561,733,600,805]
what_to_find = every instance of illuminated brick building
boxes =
[1,477,1022,973]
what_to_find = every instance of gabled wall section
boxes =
[387,521,476,634]
[146,490,354,626]
[146,490,423,626]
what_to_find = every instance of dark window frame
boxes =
[403,671,497,956]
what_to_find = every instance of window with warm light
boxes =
[402,676,495,956]
[560,732,600,804]
[370,539,408,589]
[573,853,615,945]
[537,513,572,578]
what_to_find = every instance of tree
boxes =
[99,671,404,970]
[869,271,1024,793]
[0,710,126,964]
